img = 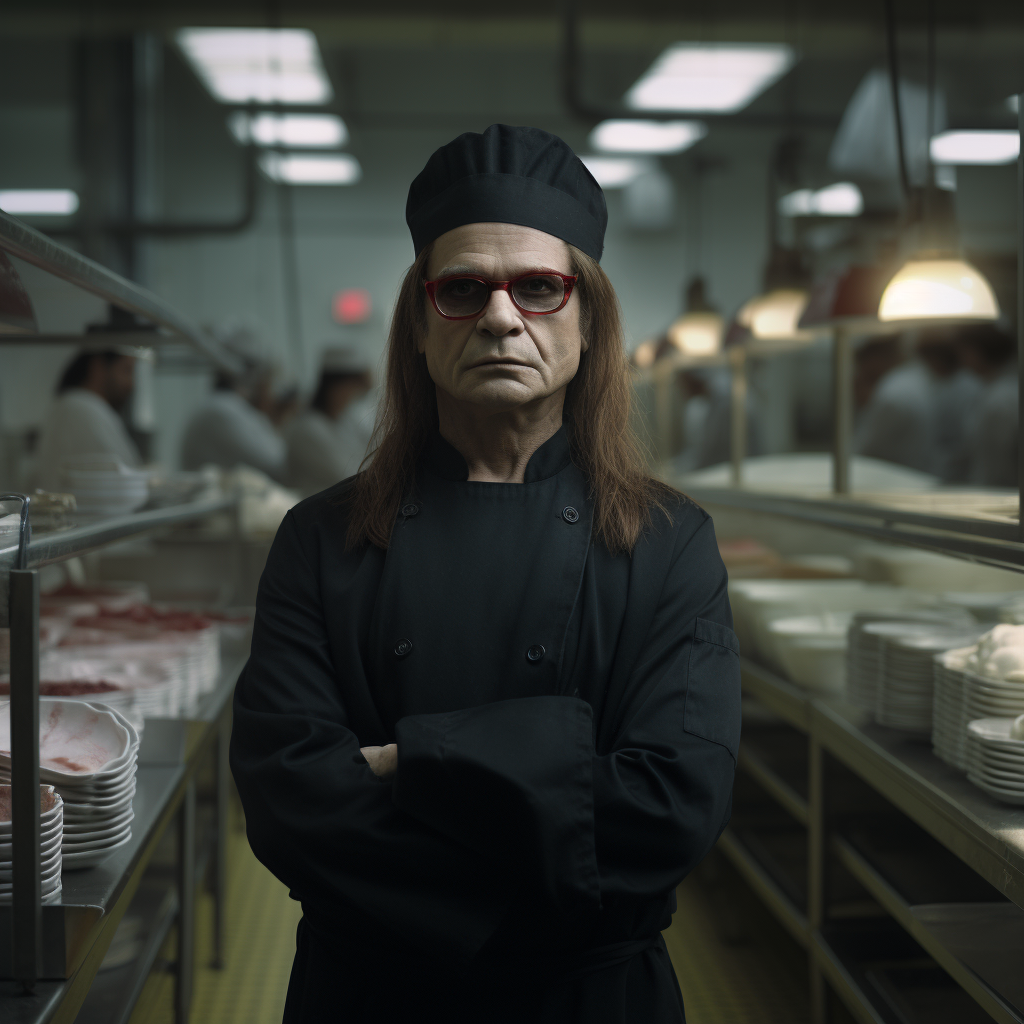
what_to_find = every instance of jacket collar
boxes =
[422,425,573,483]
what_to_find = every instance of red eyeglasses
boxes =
[424,271,577,320]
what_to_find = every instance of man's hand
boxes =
[360,744,398,780]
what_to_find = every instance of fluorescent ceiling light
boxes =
[929,130,1019,165]
[589,119,706,154]
[879,259,999,321]
[228,112,347,148]
[177,28,332,104]
[581,156,648,188]
[259,152,361,185]
[779,182,863,217]
[0,189,79,215]
[626,43,795,113]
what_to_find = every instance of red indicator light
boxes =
[332,288,372,324]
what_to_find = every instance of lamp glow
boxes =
[878,259,999,321]
[666,312,724,356]
[259,152,361,185]
[738,289,815,341]
[632,341,657,368]
[0,190,79,215]
[626,43,795,113]
[177,28,333,104]
[228,112,347,147]
[929,131,1019,165]
[581,156,648,188]
[589,119,706,154]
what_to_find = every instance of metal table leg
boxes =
[211,714,230,969]
[10,568,41,992]
[175,779,196,1024]
[808,738,828,1023]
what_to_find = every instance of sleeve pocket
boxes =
[684,616,742,760]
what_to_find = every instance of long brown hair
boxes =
[345,243,667,553]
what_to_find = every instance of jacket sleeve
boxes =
[229,511,511,966]
[393,514,740,910]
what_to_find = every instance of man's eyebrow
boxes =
[435,264,477,277]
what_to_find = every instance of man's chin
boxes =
[455,380,545,409]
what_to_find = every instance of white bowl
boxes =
[776,636,847,693]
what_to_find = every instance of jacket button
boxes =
[562,506,579,523]
[526,644,545,662]
[394,638,413,658]
[401,503,420,518]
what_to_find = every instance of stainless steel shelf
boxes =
[0,211,241,374]
[717,827,810,948]
[833,835,1024,1024]
[0,498,237,624]
[812,698,1024,912]
[687,486,1024,572]
[738,742,810,826]
[811,930,889,1024]
[0,656,243,1023]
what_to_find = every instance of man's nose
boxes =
[476,287,523,336]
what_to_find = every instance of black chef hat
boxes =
[406,124,607,261]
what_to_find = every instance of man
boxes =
[283,347,373,497]
[180,329,287,481]
[34,348,140,492]
[231,125,739,1024]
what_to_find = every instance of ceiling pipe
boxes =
[559,0,839,130]
[48,144,259,240]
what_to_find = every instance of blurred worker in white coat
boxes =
[180,328,287,482]
[283,347,373,498]
[34,348,140,492]
[957,325,1017,488]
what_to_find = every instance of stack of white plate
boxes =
[846,611,972,711]
[875,627,982,732]
[62,456,148,518]
[0,700,138,870]
[0,784,63,905]
[931,647,977,769]
[933,653,1024,771]
[966,718,1024,804]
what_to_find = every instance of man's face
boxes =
[418,222,587,414]
[102,356,136,412]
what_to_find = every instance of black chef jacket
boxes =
[230,425,741,1024]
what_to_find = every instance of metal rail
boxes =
[0,498,236,624]
[686,485,1024,574]
[0,212,242,375]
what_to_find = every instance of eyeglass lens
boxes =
[434,274,566,317]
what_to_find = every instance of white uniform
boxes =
[284,409,369,498]
[180,390,287,482]
[34,388,140,492]
[854,361,937,475]
[966,365,1018,488]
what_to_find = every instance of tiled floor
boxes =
[126,821,806,1024]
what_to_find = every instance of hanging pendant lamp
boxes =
[876,1,999,325]
[666,310,724,356]
[878,256,999,321]
[737,287,817,343]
